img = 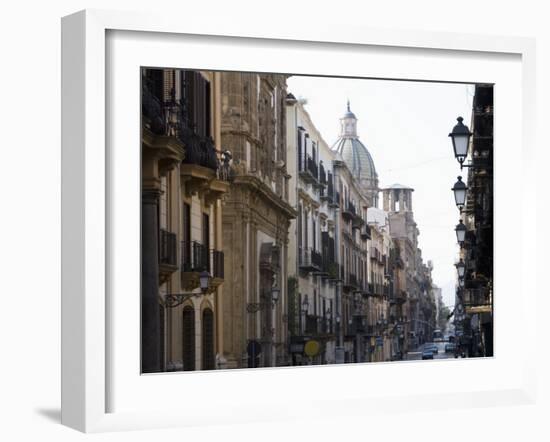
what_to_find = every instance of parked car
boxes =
[445,343,456,353]
[421,349,434,360]
[425,342,438,354]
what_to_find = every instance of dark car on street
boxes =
[421,349,434,360]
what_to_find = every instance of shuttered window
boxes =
[180,70,211,138]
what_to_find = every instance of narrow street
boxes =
[406,341,455,361]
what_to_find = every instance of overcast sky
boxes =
[287,75,474,308]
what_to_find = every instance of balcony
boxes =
[328,190,340,208]
[142,85,185,174]
[159,229,178,283]
[181,241,224,292]
[343,273,359,292]
[341,201,357,221]
[464,288,492,314]
[299,154,319,184]
[179,135,231,203]
[361,224,372,240]
[299,247,322,273]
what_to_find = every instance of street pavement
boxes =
[405,341,455,361]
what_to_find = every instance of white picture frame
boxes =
[61,9,537,433]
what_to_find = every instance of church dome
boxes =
[331,102,378,192]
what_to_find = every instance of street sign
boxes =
[304,340,320,357]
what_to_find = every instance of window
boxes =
[182,203,191,269]
[202,308,215,370]
[182,306,195,371]
[181,70,211,138]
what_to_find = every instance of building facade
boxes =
[286,96,340,365]
[141,68,230,373]
[456,84,494,357]
[219,72,296,369]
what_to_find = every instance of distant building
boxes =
[286,96,339,365]
[381,183,434,351]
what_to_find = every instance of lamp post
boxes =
[452,176,468,210]
[164,271,212,308]
[449,116,473,169]
[301,295,309,315]
[300,295,310,335]
[199,270,210,293]
[455,258,466,280]
[455,219,467,248]
[246,285,281,313]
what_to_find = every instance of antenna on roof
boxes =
[347,99,350,112]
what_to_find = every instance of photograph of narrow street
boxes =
[140,69,493,372]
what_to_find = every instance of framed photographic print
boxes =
[62,9,537,433]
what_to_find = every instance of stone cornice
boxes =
[231,174,297,220]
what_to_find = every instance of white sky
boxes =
[287,76,474,308]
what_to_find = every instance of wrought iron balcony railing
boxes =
[181,241,209,273]
[159,229,177,267]
[328,190,340,208]
[142,82,227,177]
[342,200,357,221]
[298,247,322,273]
[299,154,319,184]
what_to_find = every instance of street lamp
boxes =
[246,284,280,313]
[455,219,467,248]
[301,295,309,315]
[455,259,466,279]
[271,286,280,305]
[449,116,472,169]
[164,271,213,308]
[199,270,211,294]
[452,176,468,209]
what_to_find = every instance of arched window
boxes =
[202,308,215,370]
[182,306,195,371]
